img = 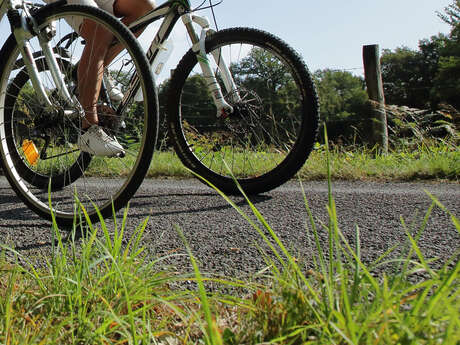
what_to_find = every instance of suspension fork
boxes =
[182,13,241,118]
[9,6,52,107]
[9,2,83,115]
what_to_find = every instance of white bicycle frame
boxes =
[126,0,241,118]
[0,0,82,115]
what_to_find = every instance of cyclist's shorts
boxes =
[43,0,116,33]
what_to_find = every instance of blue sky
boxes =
[205,0,452,74]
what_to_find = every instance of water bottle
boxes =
[135,39,174,102]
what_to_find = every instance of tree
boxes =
[379,0,460,111]
[314,69,368,123]
[380,37,445,109]
[313,69,369,143]
[437,0,460,31]
[435,0,460,108]
[231,47,298,121]
[381,0,460,110]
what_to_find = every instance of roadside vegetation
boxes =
[146,139,459,182]
[0,128,458,344]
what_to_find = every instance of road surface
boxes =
[0,177,459,277]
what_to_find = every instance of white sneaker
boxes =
[78,125,125,157]
[103,73,124,102]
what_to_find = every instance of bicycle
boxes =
[1,0,319,226]
[132,0,320,195]
[0,0,158,225]
[50,0,320,196]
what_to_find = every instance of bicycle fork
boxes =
[8,1,83,116]
[182,13,241,118]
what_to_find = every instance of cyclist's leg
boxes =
[103,0,156,65]
[78,19,114,128]
[77,22,127,157]
[45,0,115,128]
[113,0,155,25]
[77,0,155,128]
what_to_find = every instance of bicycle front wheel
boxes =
[167,28,319,195]
[0,4,158,226]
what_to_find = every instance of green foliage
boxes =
[437,0,460,30]
[313,69,369,143]
[232,47,294,99]
[0,206,180,344]
[144,141,460,182]
[175,74,215,126]
[314,69,368,123]
[381,41,443,109]
[382,0,460,110]
[230,46,303,130]
[434,1,460,109]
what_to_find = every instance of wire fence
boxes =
[315,66,459,97]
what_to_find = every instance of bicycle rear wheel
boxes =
[5,57,93,191]
[0,4,158,226]
[167,28,319,195]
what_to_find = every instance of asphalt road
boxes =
[0,177,459,278]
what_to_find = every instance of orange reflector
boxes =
[22,139,39,166]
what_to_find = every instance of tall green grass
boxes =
[190,134,460,344]
[0,204,203,344]
[0,137,458,344]
[298,140,459,181]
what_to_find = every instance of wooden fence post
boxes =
[363,44,388,154]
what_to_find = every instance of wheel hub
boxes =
[222,87,263,134]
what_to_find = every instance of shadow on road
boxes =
[0,184,273,253]
[129,192,272,218]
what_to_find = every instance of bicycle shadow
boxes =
[0,187,272,252]
[128,191,272,218]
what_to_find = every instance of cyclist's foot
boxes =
[78,125,125,157]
